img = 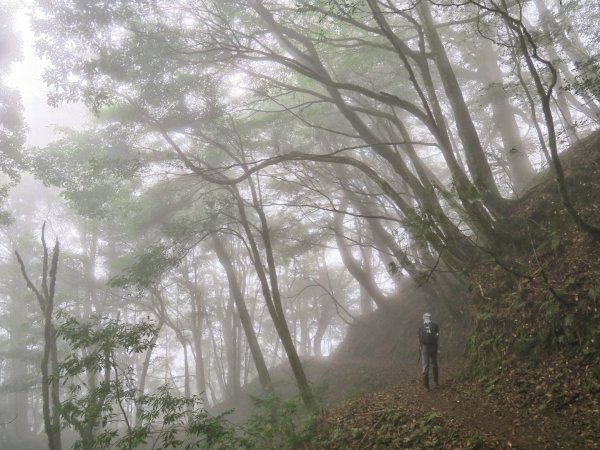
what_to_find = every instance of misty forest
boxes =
[0,0,599,449]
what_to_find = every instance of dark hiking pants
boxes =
[421,345,438,388]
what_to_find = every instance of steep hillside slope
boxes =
[304,132,600,449]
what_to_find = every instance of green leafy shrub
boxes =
[240,395,312,450]
[57,315,242,450]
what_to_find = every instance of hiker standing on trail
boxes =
[418,312,440,390]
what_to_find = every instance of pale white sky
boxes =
[6,4,88,147]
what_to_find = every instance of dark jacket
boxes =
[418,322,439,349]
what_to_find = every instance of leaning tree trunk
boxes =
[234,183,317,412]
[212,235,273,392]
[418,0,507,216]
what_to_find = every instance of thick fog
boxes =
[1,0,599,449]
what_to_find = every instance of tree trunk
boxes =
[476,40,535,192]
[234,183,316,411]
[212,235,273,392]
[333,199,397,310]
[418,1,506,214]
[190,302,207,398]
[312,281,334,358]
[15,225,62,450]
[135,318,162,425]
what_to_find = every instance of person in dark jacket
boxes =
[418,312,440,390]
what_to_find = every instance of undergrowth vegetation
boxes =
[464,134,600,378]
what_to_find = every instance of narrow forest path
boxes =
[308,359,599,449]
[403,374,583,449]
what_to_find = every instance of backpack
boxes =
[420,323,437,345]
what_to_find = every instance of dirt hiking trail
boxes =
[309,358,599,449]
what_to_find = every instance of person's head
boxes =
[423,313,432,323]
